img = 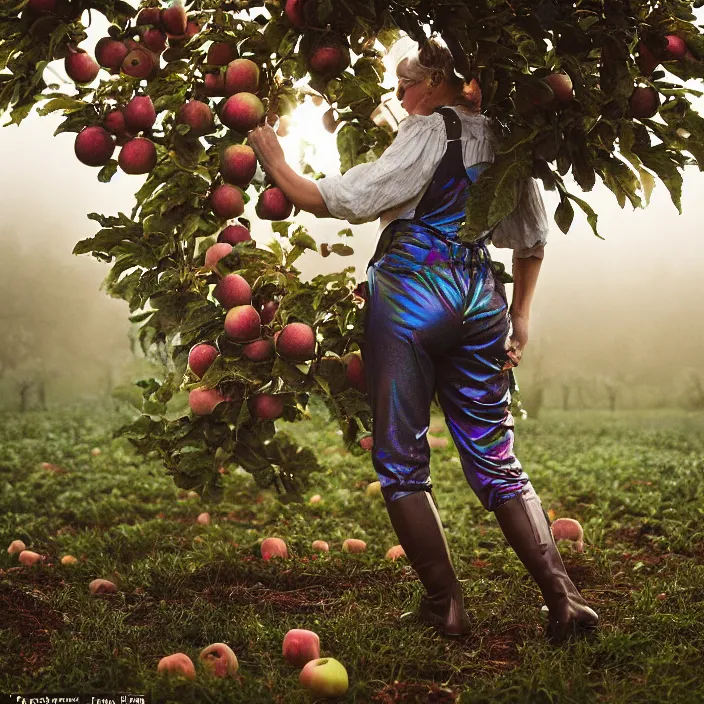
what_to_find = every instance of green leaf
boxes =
[98,160,118,183]
[554,195,574,234]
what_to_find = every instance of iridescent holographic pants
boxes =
[362,225,530,510]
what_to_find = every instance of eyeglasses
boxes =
[396,77,418,100]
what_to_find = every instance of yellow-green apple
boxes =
[282,628,320,668]
[118,137,157,174]
[61,555,78,565]
[91,447,101,456]
[207,42,236,66]
[224,305,261,341]
[225,58,260,95]
[261,536,288,560]
[204,242,233,271]
[211,184,245,219]
[65,47,100,84]
[311,539,328,551]
[177,99,214,136]
[342,538,366,553]
[551,517,584,552]
[256,187,293,220]
[89,578,118,594]
[189,388,227,415]
[275,321,316,361]
[197,511,211,525]
[386,545,405,560]
[629,86,660,118]
[74,126,115,167]
[188,343,219,379]
[8,540,26,555]
[309,494,322,505]
[220,144,257,186]
[218,224,251,245]
[19,550,43,566]
[123,95,156,133]
[243,337,275,361]
[299,657,349,698]
[199,642,239,677]
[365,481,381,498]
[157,653,196,679]
[214,273,252,309]
[250,393,284,420]
[220,92,265,133]
[95,37,129,71]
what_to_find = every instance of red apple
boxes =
[7,539,26,555]
[224,305,261,341]
[197,511,211,525]
[211,184,245,219]
[261,536,288,560]
[551,517,585,553]
[260,300,279,325]
[243,337,275,361]
[662,34,687,61]
[18,550,42,566]
[282,628,320,668]
[386,545,406,561]
[359,436,373,451]
[118,137,157,174]
[189,387,227,415]
[89,578,118,594]
[342,352,366,392]
[342,538,366,553]
[275,321,316,362]
[199,642,239,677]
[250,393,284,420]
[218,224,251,246]
[542,72,573,104]
[61,555,78,565]
[204,242,233,271]
[157,653,196,680]
[214,273,252,309]
[188,343,219,379]
[311,539,328,551]
[629,86,660,118]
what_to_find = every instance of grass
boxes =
[0,400,703,703]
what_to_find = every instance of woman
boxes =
[248,38,598,644]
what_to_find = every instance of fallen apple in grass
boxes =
[157,652,196,680]
[365,481,381,498]
[197,512,211,525]
[261,537,288,560]
[199,642,239,677]
[283,628,320,668]
[342,538,366,554]
[551,518,584,552]
[309,494,322,505]
[91,447,101,456]
[61,555,78,565]
[187,490,200,499]
[386,545,406,561]
[311,540,329,552]
[89,578,118,594]
[427,435,448,449]
[19,550,43,566]
[299,657,349,698]
[7,540,26,555]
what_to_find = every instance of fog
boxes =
[1,11,703,412]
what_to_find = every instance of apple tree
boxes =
[1,0,703,502]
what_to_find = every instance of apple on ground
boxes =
[61,555,78,565]
[365,481,381,497]
[386,545,406,561]
[199,642,239,677]
[19,550,43,566]
[550,517,584,552]
[7,539,26,555]
[157,653,196,679]
[427,435,448,449]
[197,512,211,525]
[91,447,101,456]
[342,538,366,553]
[299,657,349,698]
[89,578,118,594]
[261,537,288,560]
[311,540,329,552]
[309,494,322,504]
[187,490,199,499]
[282,628,320,668]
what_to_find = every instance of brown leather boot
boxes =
[384,489,472,638]
[494,485,598,643]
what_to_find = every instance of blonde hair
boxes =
[395,36,482,114]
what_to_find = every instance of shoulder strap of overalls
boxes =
[433,106,462,141]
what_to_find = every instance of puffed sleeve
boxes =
[490,176,549,259]
[316,114,445,224]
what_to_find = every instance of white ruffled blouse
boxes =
[316,106,549,260]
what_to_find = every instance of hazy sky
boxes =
[1,8,703,406]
